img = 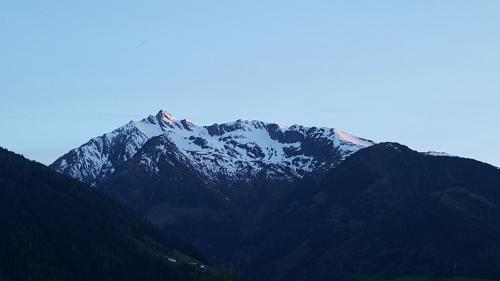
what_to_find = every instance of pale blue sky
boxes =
[1,1,499,166]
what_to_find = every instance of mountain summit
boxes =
[51,109,374,187]
[158,109,177,122]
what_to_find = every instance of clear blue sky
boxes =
[1,0,499,166]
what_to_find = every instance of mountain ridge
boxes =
[50,109,374,187]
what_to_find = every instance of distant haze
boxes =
[1,1,499,166]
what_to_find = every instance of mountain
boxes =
[234,143,500,281]
[0,147,235,281]
[49,109,374,261]
[47,109,500,281]
[50,109,373,187]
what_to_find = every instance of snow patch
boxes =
[52,110,375,185]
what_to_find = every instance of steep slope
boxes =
[50,109,373,187]
[101,135,242,261]
[235,143,500,281]
[0,147,234,281]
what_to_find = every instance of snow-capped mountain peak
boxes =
[157,109,178,123]
[51,110,375,186]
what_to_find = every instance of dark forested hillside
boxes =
[100,135,298,263]
[0,147,235,281]
[235,143,500,281]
